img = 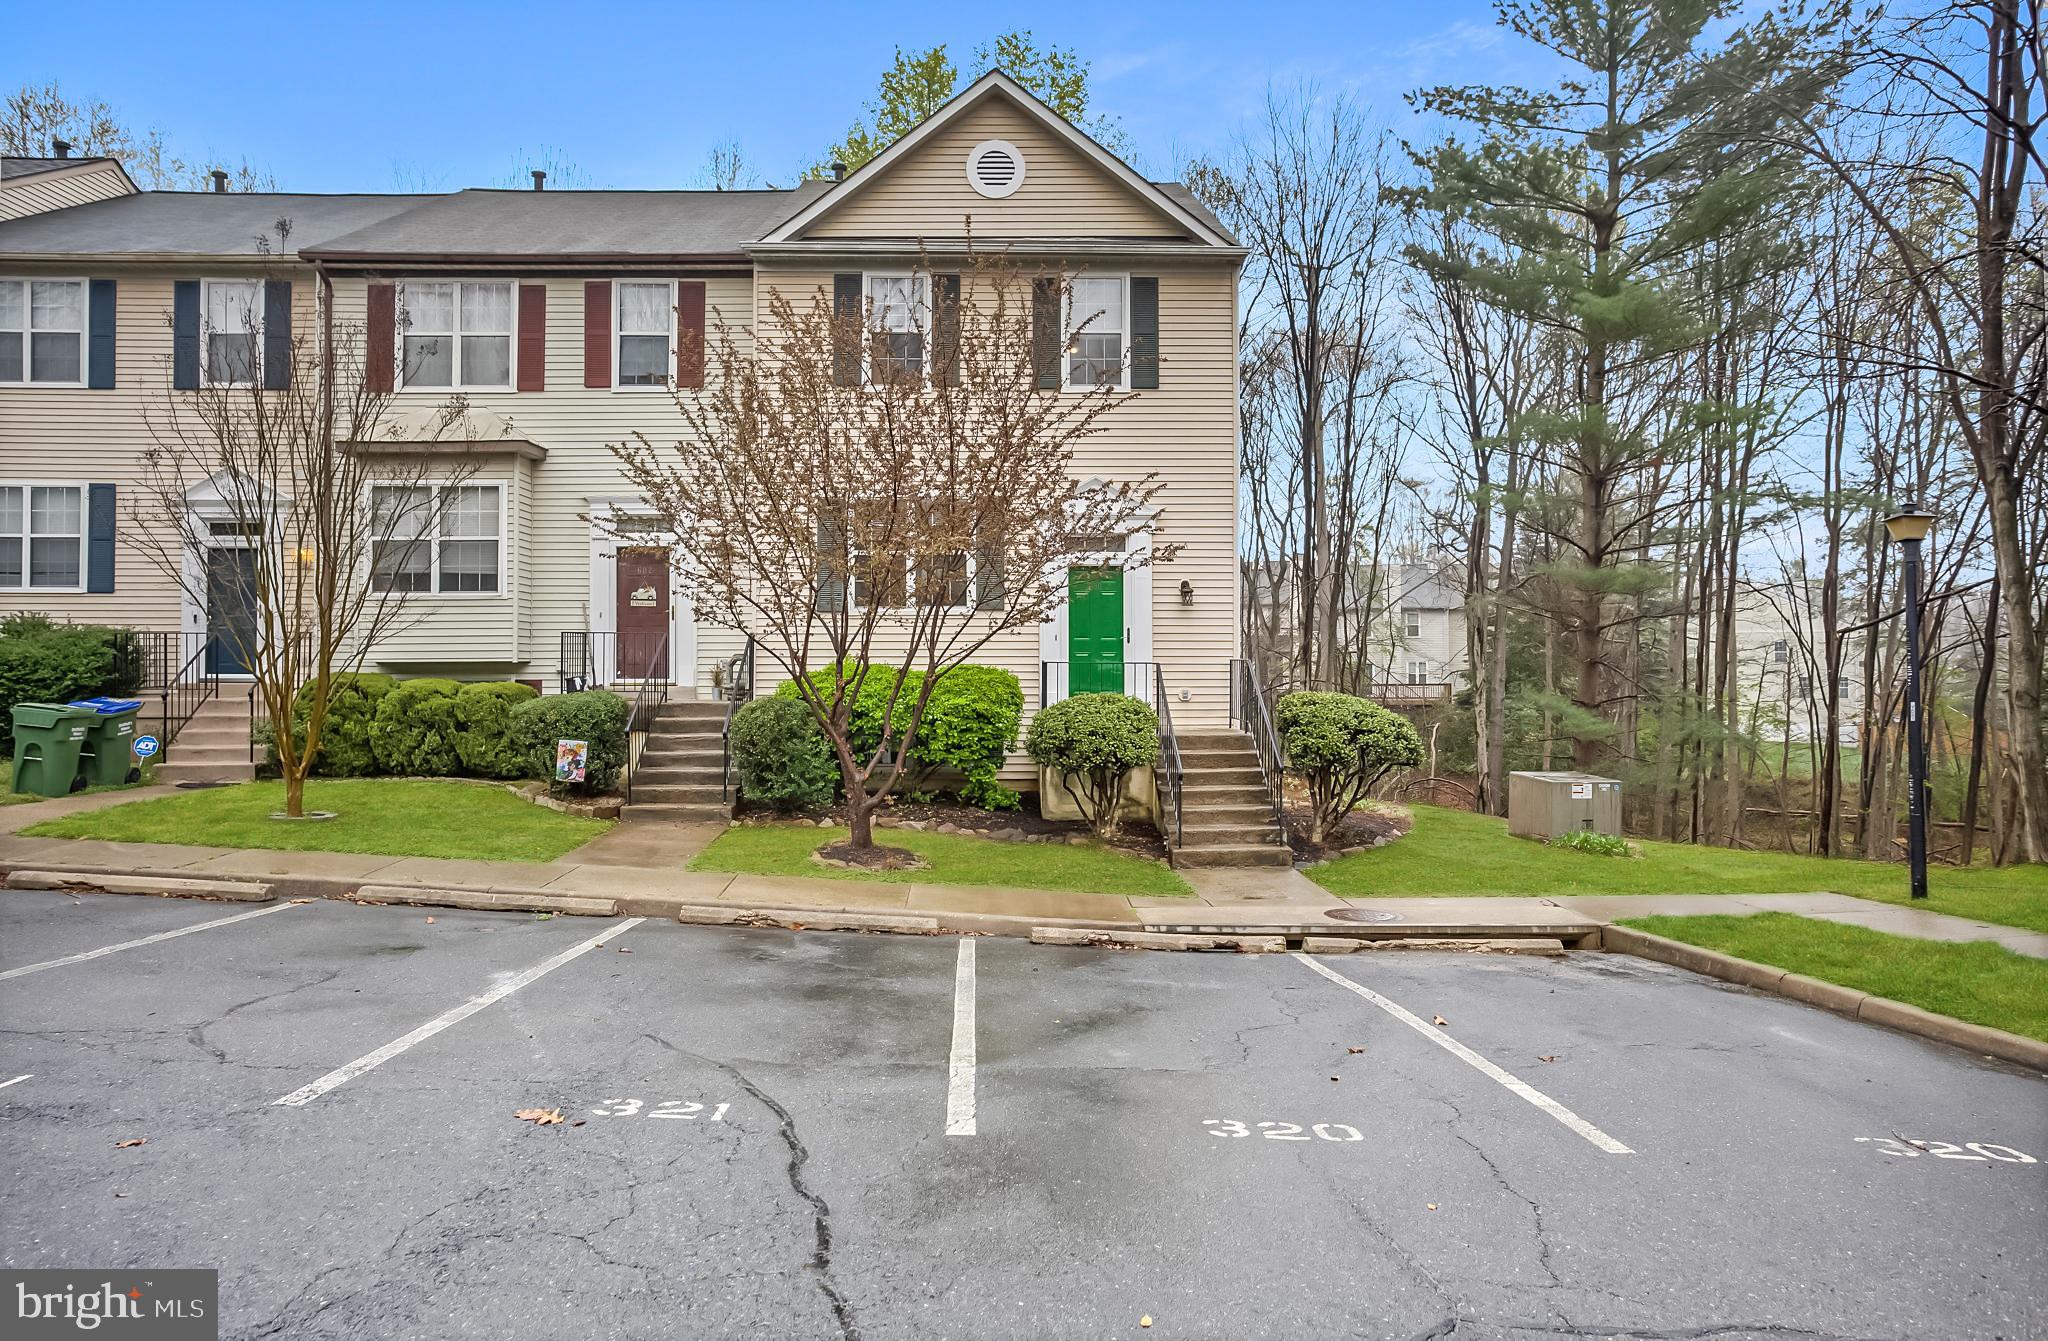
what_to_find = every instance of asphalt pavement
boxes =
[1,888,2042,1340]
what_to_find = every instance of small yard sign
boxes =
[133,734,160,759]
[555,739,589,784]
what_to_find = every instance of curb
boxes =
[3,870,275,902]
[1600,925,2048,1072]
[675,907,942,935]
[352,884,619,918]
[1030,927,1287,953]
[1302,936,1566,956]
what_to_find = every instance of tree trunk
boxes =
[1961,577,2000,865]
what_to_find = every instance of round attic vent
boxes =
[966,139,1025,199]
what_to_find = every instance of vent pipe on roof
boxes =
[532,170,546,191]
[210,169,228,193]
[51,138,72,159]
[831,160,847,182]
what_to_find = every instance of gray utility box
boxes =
[1507,771,1623,839]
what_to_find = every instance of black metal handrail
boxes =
[1152,663,1185,849]
[1039,659,1162,709]
[560,630,670,692]
[159,638,221,756]
[720,638,757,807]
[621,631,671,806]
[1230,657,1288,836]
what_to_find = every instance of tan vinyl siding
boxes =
[359,458,526,667]
[805,98,1186,240]
[0,164,135,221]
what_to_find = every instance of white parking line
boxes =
[946,938,977,1136]
[0,901,305,982]
[1293,953,1634,1155]
[274,918,646,1108]
[0,1074,30,1091]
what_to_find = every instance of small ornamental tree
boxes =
[1025,693,1160,838]
[1277,691,1423,844]
[615,239,1173,851]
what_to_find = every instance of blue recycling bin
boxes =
[67,697,146,786]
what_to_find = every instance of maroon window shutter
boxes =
[584,281,612,388]
[676,281,706,389]
[517,283,546,392]
[365,283,396,393]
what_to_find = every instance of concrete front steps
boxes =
[1170,730,1291,868]
[156,693,256,785]
[622,700,733,823]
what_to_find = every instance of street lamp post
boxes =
[1883,501,1934,900]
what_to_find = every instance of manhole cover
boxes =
[1323,907,1403,924]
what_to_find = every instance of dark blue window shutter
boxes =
[816,517,846,613]
[832,273,862,387]
[173,281,200,389]
[88,280,116,388]
[263,280,291,390]
[87,484,116,593]
[1130,277,1159,390]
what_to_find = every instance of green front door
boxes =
[1067,566,1125,695]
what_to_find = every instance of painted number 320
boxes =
[1205,1119,1364,1142]
[1855,1137,2036,1163]
[591,1099,730,1121]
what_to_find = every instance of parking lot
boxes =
[2,888,2043,1340]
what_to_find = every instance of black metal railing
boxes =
[559,630,671,692]
[620,631,672,806]
[719,639,757,807]
[1230,657,1288,836]
[159,638,222,753]
[1153,663,1185,849]
[1039,660,1162,709]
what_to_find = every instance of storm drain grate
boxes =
[1322,907,1404,924]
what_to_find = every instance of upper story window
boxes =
[1771,639,1789,663]
[1405,659,1430,685]
[617,282,673,387]
[400,282,512,389]
[866,274,928,385]
[1066,276,1126,390]
[0,483,83,590]
[203,279,263,386]
[0,279,85,385]
[369,482,503,594]
[1403,608,1422,638]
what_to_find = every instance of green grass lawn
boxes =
[21,779,609,862]
[1621,912,2048,1043]
[1310,804,2048,932]
[1,756,154,806]
[691,823,1193,897]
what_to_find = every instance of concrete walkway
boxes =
[0,784,2040,954]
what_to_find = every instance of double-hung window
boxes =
[0,279,85,385]
[617,282,674,386]
[1403,608,1422,638]
[400,282,512,389]
[865,274,928,384]
[1066,276,1126,389]
[370,483,503,594]
[1405,659,1430,686]
[0,483,84,590]
[202,279,263,386]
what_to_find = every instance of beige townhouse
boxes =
[0,73,1257,827]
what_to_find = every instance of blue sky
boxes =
[14,1,1551,191]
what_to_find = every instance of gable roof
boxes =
[303,183,833,262]
[3,155,129,183]
[0,191,438,256]
[759,70,1237,249]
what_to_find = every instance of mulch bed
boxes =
[813,840,928,872]
[734,791,1171,862]
[1283,799,1413,863]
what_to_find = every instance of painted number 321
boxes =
[591,1099,730,1121]
[1205,1119,1364,1142]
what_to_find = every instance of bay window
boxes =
[400,282,512,389]
[616,282,673,386]
[0,483,84,590]
[0,278,85,385]
[370,483,502,594]
[1066,276,1126,389]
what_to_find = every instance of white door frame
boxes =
[1038,521,1154,705]
[179,471,279,682]
[586,498,693,689]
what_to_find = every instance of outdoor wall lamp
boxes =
[1179,580,1194,606]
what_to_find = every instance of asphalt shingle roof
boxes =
[0,192,437,255]
[3,155,116,180]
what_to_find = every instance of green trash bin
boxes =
[9,702,97,797]
[69,698,146,786]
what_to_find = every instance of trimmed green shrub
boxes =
[775,661,1023,808]
[370,678,463,776]
[0,616,145,749]
[1276,690,1423,844]
[294,672,396,776]
[510,690,630,795]
[731,696,839,811]
[454,681,539,778]
[1025,693,1160,837]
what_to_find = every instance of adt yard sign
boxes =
[133,734,160,759]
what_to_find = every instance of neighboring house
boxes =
[1241,555,1467,703]
[0,74,1246,770]
[1731,583,1869,745]
[1,150,137,221]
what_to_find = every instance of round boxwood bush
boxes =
[370,677,464,776]
[294,672,397,776]
[1025,692,1159,837]
[510,690,630,795]
[731,695,839,811]
[1275,690,1423,843]
[454,681,539,778]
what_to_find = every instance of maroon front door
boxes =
[615,547,671,678]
